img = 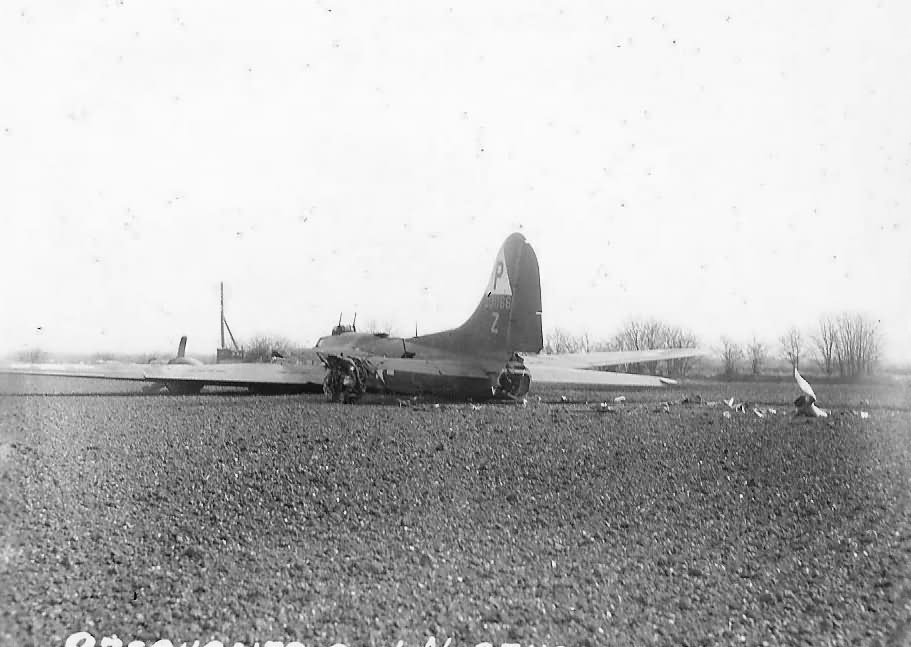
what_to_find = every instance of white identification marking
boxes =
[486,249,512,296]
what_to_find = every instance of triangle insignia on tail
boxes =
[487,249,512,297]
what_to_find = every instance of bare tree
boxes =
[608,318,700,376]
[244,335,298,363]
[611,319,646,352]
[14,347,46,363]
[544,328,591,354]
[779,326,804,370]
[543,319,700,376]
[747,336,768,376]
[611,318,665,374]
[364,319,401,337]
[639,319,668,375]
[813,316,838,375]
[663,325,700,377]
[720,337,743,377]
[833,313,881,377]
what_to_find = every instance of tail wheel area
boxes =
[492,353,532,400]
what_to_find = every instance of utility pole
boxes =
[217,282,243,362]
[220,282,226,350]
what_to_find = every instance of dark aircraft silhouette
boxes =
[1,233,704,401]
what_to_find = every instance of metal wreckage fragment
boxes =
[318,354,382,403]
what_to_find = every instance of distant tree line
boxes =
[718,311,882,378]
[544,310,883,380]
[243,335,309,363]
[13,348,47,363]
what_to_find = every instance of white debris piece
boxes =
[794,367,817,401]
[792,368,828,418]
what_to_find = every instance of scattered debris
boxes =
[593,402,617,414]
[681,394,703,405]
[722,411,732,419]
[752,408,765,418]
[613,395,627,404]
[396,399,410,407]
[560,395,569,403]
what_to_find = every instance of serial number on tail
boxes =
[484,294,512,311]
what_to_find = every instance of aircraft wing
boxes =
[529,365,677,387]
[0,362,148,381]
[141,363,326,388]
[0,361,326,391]
[523,347,707,369]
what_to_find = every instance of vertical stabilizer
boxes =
[415,233,543,356]
[177,335,188,359]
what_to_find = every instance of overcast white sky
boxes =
[1,1,909,361]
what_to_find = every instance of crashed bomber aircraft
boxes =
[2,233,704,402]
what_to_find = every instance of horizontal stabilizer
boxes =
[524,347,707,370]
[531,365,678,387]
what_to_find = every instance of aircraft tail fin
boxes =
[177,336,188,359]
[416,233,543,356]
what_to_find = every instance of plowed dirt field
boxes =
[2,377,910,646]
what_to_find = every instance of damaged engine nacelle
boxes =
[320,354,372,403]
[492,354,532,399]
